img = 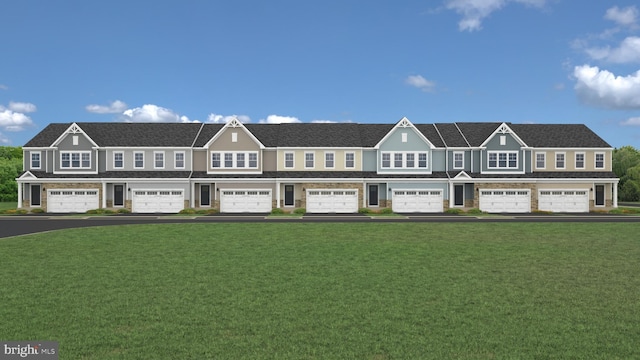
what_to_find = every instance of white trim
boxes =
[453,151,464,169]
[133,151,145,169]
[210,151,259,169]
[374,117,436,149]
[284,152,295,169]
[345,152,355,169]
[380,151,429,169]
[487,151,518,169]
[304,152,315,169]
[30,152,41,169]
[324,151,335,169]
[113,151,124,169]
[50,123,99,148]
[479,122,528,148]
[153,151,165,169]
[575,152,586,169]
[555,152,566,170]
[535,152,546,170]
[174,151,186,169]
[594,152,605,169]
[203,117,265,149]
[60,151,92,169]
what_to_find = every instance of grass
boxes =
[0,201,17,211]
[0,223,639,359]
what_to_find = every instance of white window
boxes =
[536,152,545,169]
[595,153,605,169]
[325,152,334,168]
[211,153,221,168]
[556,152,565,169]
[284,152,294,168]
[154,152,164,169]
[394,153,403,167]
[174,152,185,169]
[114,152,124,169]
[453,152,464,169]
[575,152,585,169]
[236,153,245,168]
[134,152,144,168]
[60,151,91,169]
[418,153,428,168]
[224,153,233,168]
[488,151,518,169]
[405,153,415,168]
[345,152,355,168]
[248,153,258,168]
[305,152,314,168]
[381,153,390,168]
[31,152,41,169]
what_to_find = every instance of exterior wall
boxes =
[532,150,613,172]
[277,149,361,171]
[263,149,277,171]
[98,150,107,172]
[193,150,207,171]
[41,182,102,212]
[431,149,446,171]
[54,133,97,173]
[447,150,472,172]
[480,133,525,173]
[362,150,377,171]
[377,127,433,174]
[105,148,192,171]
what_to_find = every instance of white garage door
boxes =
[306,189,358,213]
[48,189,99,213]
[392,190,443,213]
[539,190,589,213]
[479,189,530,213]
[220,189,272,213]
[132,190,184,213]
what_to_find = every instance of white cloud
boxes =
[573,65,640,109]
[86,100,128,114]
[120,104,195,123]
[258,115,301,124]
[621,117,640,126]
[207,114,251,123]
[8,101,37,113]
[0,131,9,144]
[311,120,338,123]
[585,36,640,63]
[605,6,638,27]
[444,0,545,32]
[405,75,436,92]
[0,106,35,131]
[0,84,8,90]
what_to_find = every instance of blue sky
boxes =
[1,0,639,148]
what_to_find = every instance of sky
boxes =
[1,0,640,148]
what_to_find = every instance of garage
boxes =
[220,189,272,213]
[47,189,99,213]
[306,189,358,213]
[479,189,530,213]
[392,190,443,213]
[132,190,184,213]
[538,190,589,213]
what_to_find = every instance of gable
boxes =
[204,118,264,150]
[479,123,527,149]
[51,123,98,150]
[375,117,435,150]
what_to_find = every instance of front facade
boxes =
[18,118,619,213]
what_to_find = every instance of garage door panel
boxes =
[539,190,589,213]
[392,190,443,213]
[48,189,99,213]
[306,189,358,213]
[220,189,272,213]
[132,190,184,213]
[479,189,530,213]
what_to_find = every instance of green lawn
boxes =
[1,223,638,359]
[0,201,17,210]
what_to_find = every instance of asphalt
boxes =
[1,213,639,239]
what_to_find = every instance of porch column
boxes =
[275,181,280,208]
[613,182,618,208]
[102,182,107,208]
[363,182,367,208]
[17,182,22,208]
[190,181,195,208]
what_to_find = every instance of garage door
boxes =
[392,190,443,213]
[479,189,530,213]
[132,190,184,213]
[220,189,272,213]
[306,189,358,213]
[539,190,589,213]
[48,189,99,213]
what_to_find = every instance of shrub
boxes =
[179,208,196,215]
[15,209,27,215]
[293,208,306,215]
[358,208,372,214]
[465,208,484,215]
[30,208,45,214]
[117,208,131,214]
[271,208,286,215]
[445,208,463,215]
[378,208,394,215]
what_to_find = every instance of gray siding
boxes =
[431,150,446,171]
[106,149,192,171]
[362,150,377,171]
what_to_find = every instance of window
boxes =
[595,153,605,169]
[211,153,221,168]
[305,152,314,168]
[175,152,185,169]
[381,153,390,168]
[536,153,545,169]
[72,136,79,146]
[453,152,464,169]
[325,152,334,168]
[231,132,238,142]
[405,153,415,168]
[114,152,124,168]
[418,153,428,168]
[345,153,355,168]
[488,151,518,169]
[401,133,408,143]
[154,152,164,169]
[575,153,585,169]
[394,153,403,168]
[211,152,259,169]
[134,152,144,168]
[284,153,294,168]
[556,152,565,169]
[31,152,40,169]
[60,151,91,169]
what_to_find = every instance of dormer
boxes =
[204,118,265,174]
[374,117,435,174]
[51,123,99,174]
[479,123,528,174]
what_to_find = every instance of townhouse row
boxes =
[18,117,619,213]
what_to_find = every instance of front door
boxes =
[369,185,379,206]
[31,184,41,206]
[454,185,464,206]
[284,185,294,206]
[595,185,605,206]
[201,185,211,206]
[114,185,124,207]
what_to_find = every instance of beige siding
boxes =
[263,150,277,171]
[533,150,612,172]
[193,150,207,171]
[277,149,361,171]
[208,127,261,152]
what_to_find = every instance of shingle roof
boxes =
[358,124,394,147]
[510,124,611,148]
[434,123,469,147]
[24,123,70,147]
[193,124,224,147]
[277,123,363,147]
[81,123,203,147]
[454,122,501,147]
[415,124,446,148]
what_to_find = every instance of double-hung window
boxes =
[174,152,185,169]
[345,153,355,168]
[405,153,415,168]
[211,152,259,169]
[154,152,165,169]
[224,153,233,168]
[595,153,605,169]
[236,153,245,168]
[381,153,391,168]
[556,152,565,169]
[575,153,585,169]
[325,152,334,168]
[305,153,314,168]
[418,153,428,168]
[284,152,294,168]
[248,153,258,168]
[394,153,403,168]
[134,152,144,168]
[61,151,91,169]
[453,152,463,169]
[381,152,428,169]
[114,152,124,169]
[211,153,221,168]
[488,151,518,169]
[536,153,545,169]
[31,152,41,169]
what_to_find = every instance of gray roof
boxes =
[24,121,612,149]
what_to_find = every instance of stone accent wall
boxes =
[299,183,364,209]
[474,183,538,210]
[42,182,102,212]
